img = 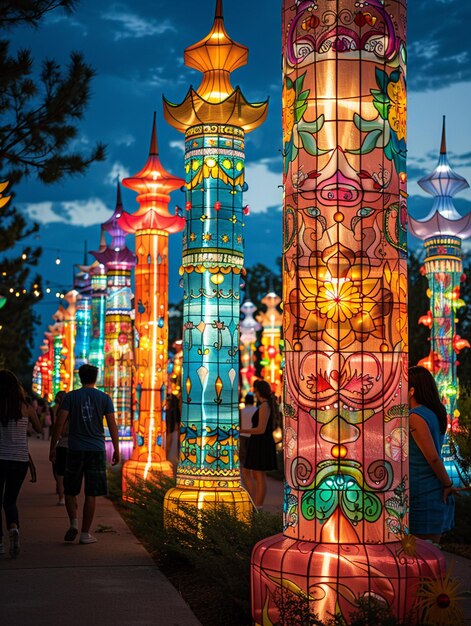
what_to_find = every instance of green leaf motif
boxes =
[352,113,383,132]
[375,67,389,92]
[300,474,382,525]
[348,128,383,155]
[373,100,389,120]
[298,114,325,134]
[294,101,308,123]
[299,130,329,156]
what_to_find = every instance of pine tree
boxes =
[0,186,41,381]
[0,1,105,384]
[0,1,105,184]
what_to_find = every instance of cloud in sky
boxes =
[114,133,135,147]
[102,8,175,41]
[105,161,131,185]
[23,199,112,227]
[244,159,282,213]
[409,1,471,90]
[169,140,184,153]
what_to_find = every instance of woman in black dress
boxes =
[241,379,278,508]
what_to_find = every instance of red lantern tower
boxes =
[120,114,185,496]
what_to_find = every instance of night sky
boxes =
[10,0,471,351]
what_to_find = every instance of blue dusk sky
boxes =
[9,0,471,352]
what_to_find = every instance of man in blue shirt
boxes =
[49,364,119,544]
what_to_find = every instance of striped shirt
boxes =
[0,416,29,462]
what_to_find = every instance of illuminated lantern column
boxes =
[120,116,185,494]
[410,118,471,485]
[251,2,445,623]
[73,258,93,385]
[92,183,136,461]
[84,255,107,390]
[61,291,77,392]
[42,333,54,400]
[32,357,42,397]
[162,0,268,517]
[49,320,64,396]
[240,294,261,397]
[256,289,282,398]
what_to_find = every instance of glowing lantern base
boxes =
[164,486,253,525]
[106,439,133,464]
[122,459,175,501]
[251,535,446,624]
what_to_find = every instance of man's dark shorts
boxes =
[64,450,107,497]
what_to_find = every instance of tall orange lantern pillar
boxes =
[251,2,447,624]
[120,115,185,497]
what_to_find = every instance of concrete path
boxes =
[0,438,201,626]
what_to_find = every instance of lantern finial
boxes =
[440,115,447,155]
[149,111,158,156]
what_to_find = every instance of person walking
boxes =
[51,390,67,505]
[241,380,278,509]
[239,392,257,497]
[408,365,456,543]
[49,364,119,545]
[166,394,181,475]
[0,370,42,557]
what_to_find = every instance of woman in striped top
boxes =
[0,370,41,557]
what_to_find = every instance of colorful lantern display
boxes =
[257,288,283,398]
[162,0,268,517]
[92,183,136,460]
[73,251,93,386]
[120,115,185,495]
[409,118,471,485]
[59,291,77,392]
[84,248,107,390]
[251,2,446,623]
[49,320,64,397]
[240,293,261,398]
[40,333,54,400]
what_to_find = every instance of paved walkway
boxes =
[0,438,201,626]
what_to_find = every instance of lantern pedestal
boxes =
[251,534,446,625]
[164,485,253,525]
[122,459,175,501]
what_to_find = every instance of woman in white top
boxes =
[0,370,41,557]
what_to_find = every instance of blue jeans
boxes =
[0,459,29,540]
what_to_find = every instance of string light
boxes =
[55,256,61,265]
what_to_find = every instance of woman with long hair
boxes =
[0,370,41,557]
[241,379,279,508]
[408,365,455,543]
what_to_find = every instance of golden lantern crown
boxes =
[163,0,268,132]
[184,0,247,103]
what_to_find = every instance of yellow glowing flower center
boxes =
[317,280,362,322]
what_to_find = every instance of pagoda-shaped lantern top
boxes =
[163,0,268,132]
[119,113,185,234]
[409,117,471,239]
[92,183,136,269]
